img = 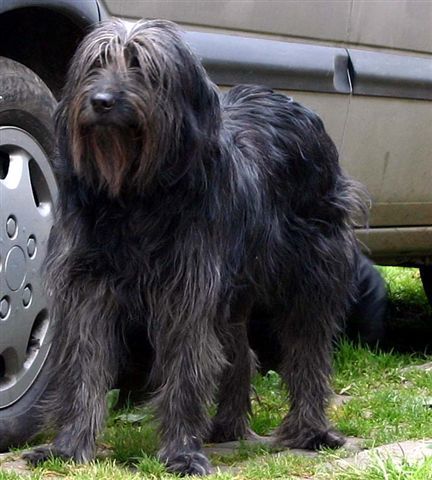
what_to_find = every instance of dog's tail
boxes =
[337,172,370,230]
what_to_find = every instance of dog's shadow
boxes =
[381,299,432,354]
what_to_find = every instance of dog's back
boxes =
[221,85,349,222]
[220,85,364,294]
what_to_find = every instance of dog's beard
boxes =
[72,125,139,197]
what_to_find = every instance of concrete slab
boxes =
[332,438,432,471]
[0,452,32,477]
[204,435,365,459]
[400,362,432,373]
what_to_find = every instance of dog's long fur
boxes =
[24,19,366,475]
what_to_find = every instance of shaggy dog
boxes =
[24,19,365,475]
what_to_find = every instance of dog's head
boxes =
[57,19,220,197]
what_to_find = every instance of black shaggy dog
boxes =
[24,19,365,476]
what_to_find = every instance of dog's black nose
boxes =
[91,92,115,113]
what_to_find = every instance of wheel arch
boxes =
[0,4,102,100]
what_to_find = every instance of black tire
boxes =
[419,266,432,306]
[0,57,57,452]
[0,367,51,452]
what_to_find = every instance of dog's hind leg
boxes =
[276,308,345,450]
[208,300,257,443]
[275,238,354,450]
[24,286,121,465]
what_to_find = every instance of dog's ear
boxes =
[53,98,71,169]
[54,96,88,191]
[184,57,221,135]
[166,39,221,144]
[54,99,67,138]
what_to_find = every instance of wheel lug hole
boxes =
[0,296,10,319]
[6,215,17,238]
[23,285,32,307]
[27,235,37,258]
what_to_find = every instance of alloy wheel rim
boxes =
[0,126,57,408]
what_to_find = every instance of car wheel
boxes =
[419,266,432,307]
[0,57,57,451]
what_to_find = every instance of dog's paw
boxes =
[165,451,211,476]
[276,428,346,450]
[23,443,93,466]
[317,429,346,449]
[23,446,67,466]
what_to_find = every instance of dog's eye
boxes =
[93,57,102,69]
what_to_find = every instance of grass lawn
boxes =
[1,267,432,479]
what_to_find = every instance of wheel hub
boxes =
[5,246,27,291]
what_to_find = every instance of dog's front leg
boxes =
[24,287,120,465]
[154,318,226,476]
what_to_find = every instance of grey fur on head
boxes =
[23,18,367,476]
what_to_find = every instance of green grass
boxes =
[0,473,40,480]
[250,370,287,435]
[239,453,318,479]
[2,266,432,478]
[102,408,159,463]
[379,266,430,309]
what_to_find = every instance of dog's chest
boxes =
[86,206,180,280]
